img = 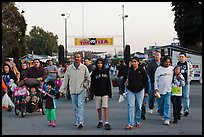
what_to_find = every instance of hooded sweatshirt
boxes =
[90,68,112,97]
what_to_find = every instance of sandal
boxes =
[125,124,133,129]
[135,123,141,128]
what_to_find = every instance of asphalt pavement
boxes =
[2,81,202,135]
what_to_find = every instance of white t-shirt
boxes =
[154,66,174,94]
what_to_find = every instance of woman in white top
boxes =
[154,56,173,125]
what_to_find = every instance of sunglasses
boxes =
[131,61,137,63]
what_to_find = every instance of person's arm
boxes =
[39,68,47,81]
[143,70,149,96]
[60,68,69,94]
[154,68,159,91]
[107,69,112,98]
[49,66,58,73]
[89,70,95,96]
[83,66,91,89]
[188,61,194,82]
[2,79,7,92]
[13,66,20,82]
[120,67,128,94]
[54,91,60,99]
[116,69,119,77]
[10,71,18,83]
[180,73,185,87]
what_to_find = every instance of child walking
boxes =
[43,80,60,127]
[90,58,112,130]
[171,65,185,124]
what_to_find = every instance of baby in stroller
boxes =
[25,86,41,105]
[14,78,45,116]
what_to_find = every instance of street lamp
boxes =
[120,5,128,58]
[61,13,70,60]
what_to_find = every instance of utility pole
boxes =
[122,5,128,58]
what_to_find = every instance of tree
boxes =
[2,2,28,66]
[27,26,59,56]
[171,2,202,52]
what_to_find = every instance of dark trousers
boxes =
[141,96,148,116]
[171,96,182,120]
[118,76,123,94]
[148,88,156,109]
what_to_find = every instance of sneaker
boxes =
[78,123,84,129]
[184,111,189,116]
[52,121,56,127]
[74,122,78,127]
[105,123,111,130]
[172,119,177,124]
[125,124,133,129]
[48,121,52,126]
[135,123,141,128]
[97,122,103,128]
[164,120,170,125]
[159,116,164,121]
[141,115,146,120]
[148,109,153,114]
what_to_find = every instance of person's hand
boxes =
[122,92,127,97]
[10,79,14,83]
[23,78,28,81]
[37,77,42,81]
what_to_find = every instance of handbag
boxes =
[112,77,120,87]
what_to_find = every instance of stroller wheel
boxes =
[7,106,13,112]
[21,108,26,118]
[21,111,26,118]
[15,108,20,115]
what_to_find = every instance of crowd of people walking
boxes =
[2,51,196,130]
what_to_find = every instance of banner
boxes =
[75,38,113,46]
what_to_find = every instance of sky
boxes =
[15,2,178,54]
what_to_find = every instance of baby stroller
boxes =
[13,78,45,118]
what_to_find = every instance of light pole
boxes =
[121,5,128,58]
[61,13,70,60]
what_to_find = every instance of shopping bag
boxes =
[2,93,15,110]
[118,95,125,103]
[112,78,120,87]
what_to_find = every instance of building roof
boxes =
[145,45,201,56]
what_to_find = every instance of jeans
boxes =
[182,81,190,113]
[126,88,144,125]
[71,90,85,125]
[157,92,171,121]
